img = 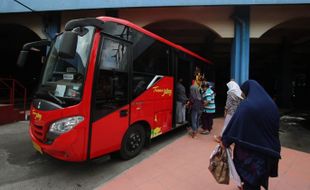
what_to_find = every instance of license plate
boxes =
[32,141,43,154]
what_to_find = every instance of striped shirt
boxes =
[202,88,216,113]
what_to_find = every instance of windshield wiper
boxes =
[48,91,66,105]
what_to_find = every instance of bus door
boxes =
[90,36,131,159]
[176,57,192,93]
[174,55,192,127]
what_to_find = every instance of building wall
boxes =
[3,5,309,41]
[119,7,234,38]
[0,14,45,38]
[61,10,106,32]
[1,5,309,108]
[59,5,310,39]
[59,7,235,38]
[251,5,310,38]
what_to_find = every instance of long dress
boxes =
[221,92,242,135]
[222,80,281,189]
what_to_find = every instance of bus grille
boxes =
[32,124,47,142]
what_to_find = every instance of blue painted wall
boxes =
[1,0,310,13]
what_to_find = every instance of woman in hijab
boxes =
[217,80,244,138]
[221,80,281,190]
[213,80,244,187]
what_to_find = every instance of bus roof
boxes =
[97,16,212,64]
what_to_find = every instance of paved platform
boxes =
[97,118,310,190]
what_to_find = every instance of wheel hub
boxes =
[128,133,141,152]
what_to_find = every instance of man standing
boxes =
[176,78,188,124]
[201,82,216,134]
[189,73,202,138]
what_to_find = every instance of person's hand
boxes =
[213,135,221,143]
[185,101,190,108]
[204,100,209,106]
[220,141,225,149]
[219,141,225,149]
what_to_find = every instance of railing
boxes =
[0,78,27,117]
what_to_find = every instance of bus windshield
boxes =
[35,26,95,107]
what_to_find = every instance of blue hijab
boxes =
[222,80,281,159]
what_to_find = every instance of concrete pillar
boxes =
[42,13,60,55]
[231,6,250,85]
[42,13,60,40]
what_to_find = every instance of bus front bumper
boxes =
[29,126,85,162]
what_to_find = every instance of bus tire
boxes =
[120,124,146,160]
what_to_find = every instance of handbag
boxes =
[208,145,230,184]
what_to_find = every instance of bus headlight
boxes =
[49,116,84,134]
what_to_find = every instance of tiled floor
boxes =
[97,118,310,190]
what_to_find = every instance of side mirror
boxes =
[17,50,29,67]
[17,40,51,67]
[58,31,78,59]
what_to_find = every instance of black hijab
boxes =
[222,80,281,159]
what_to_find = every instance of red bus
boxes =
[18,17,211,162]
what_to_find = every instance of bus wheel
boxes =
[120,124,146,160]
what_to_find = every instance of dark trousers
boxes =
[190,109,200,133]
[201,112,213,131]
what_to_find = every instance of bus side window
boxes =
[131,35,170,99]
[133,36,170,76]
[132,74,154,99]
[134,80,146,96]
